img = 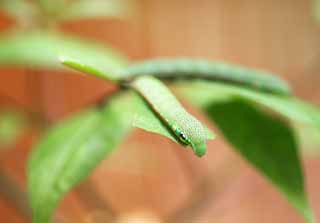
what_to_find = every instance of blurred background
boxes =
[0,0,320,222]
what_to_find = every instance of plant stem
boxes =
[0,169,32,219]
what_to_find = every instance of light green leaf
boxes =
[122,91,210,147]
[0,109,26,148]
[295,123,320,155]
[206,99,313,222]
[60,0,134,21]
[131,93,179,143]
[28,93,133,223]
[0,31,127,80]
[59,59,217,155]
[123,91,214,155]
[131,76,214,157]
[313,0,320,22]
[61,56,113,80]
[0,0,37,23]
[175,81,315,222]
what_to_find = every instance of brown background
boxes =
[0,0,320,222]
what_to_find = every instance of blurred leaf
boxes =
[313,0,320,22]
[37,0,66,16]
[0,0,37,23]
[174,81,320,131]
[59,50,130,81]
[295,123,320,155]
[0,31,127,79]
[28,93,134,223]
[0,109,26,147]
[206,99,313,222]
[60,0,134,21]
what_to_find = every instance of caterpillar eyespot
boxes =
[131,75,214,157]
[179,131,188,142]
[173,125,190,145]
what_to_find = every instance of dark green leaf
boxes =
[175,81,315,222]
[206,99,313,222]
[28,93,133,223]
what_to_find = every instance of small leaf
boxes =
[0,31,127,79]
[60,0,134,21]
[60,56,114,80]
[28,93,133,223]
[206,99,313,222]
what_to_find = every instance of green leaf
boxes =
[0,109,26,148]
[28,93,133,223]
[122,91,214,155]
[0,0,37,23]
[175,81,315,222]
[37,0,67,16]
[174,81,320,131]
[206,99,313,222]
[61,57,112,80]
[130,92,179,143]
[0,31,127,80]
[295,123,320,155]
[59,52,128,81]
[131,76,214,157]
[60,0,134,21]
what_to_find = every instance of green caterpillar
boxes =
[120,58,291,95]
[132,75,213,157]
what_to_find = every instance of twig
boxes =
[0,169,32,219]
